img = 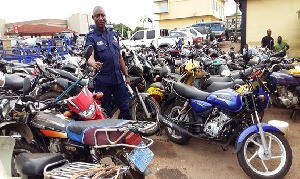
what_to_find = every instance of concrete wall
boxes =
[246,0,300,57]
[156,0,225,29]
[68,13,94,34]
[0,19,6,39]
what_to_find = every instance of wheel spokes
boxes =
[247,151,258,163]
[261,160,270,173]
[250,138,262,147]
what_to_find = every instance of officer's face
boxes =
[93,10,106,28]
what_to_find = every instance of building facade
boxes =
[237,0,300,57]
[154,0,226,30]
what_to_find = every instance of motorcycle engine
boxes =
[203,110,231,138]
[49,138,62,153]
[277,86,298,107]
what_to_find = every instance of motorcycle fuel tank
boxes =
[32,111,74,138]
[206,89,243,112]
[269,72,299,85]
[191,99,212,113]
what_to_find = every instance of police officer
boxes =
[85,6,131,120]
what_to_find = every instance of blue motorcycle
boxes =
[158,70,292,178]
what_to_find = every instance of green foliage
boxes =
[107,22,147,38]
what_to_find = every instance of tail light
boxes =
[31,70,37,76]
[151,94,161,103]
[25,42,28,47]
[221,33,224,38]
[194,38,200,43]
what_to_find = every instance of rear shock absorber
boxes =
[90,147,100,164]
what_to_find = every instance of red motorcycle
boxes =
[64,85,106,120]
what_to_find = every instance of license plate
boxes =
[128,141,154,172]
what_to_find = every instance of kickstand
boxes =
[221,145,228,151]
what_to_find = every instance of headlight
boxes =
[78,102,96,119]
[0,99,10,119]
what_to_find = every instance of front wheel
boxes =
[237,130,292,179]
[165,101,193,145]
[131,96,160,136]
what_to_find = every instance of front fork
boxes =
[249,93,269,155]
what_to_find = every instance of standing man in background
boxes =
[85,6,132,120]
[261,29,274,50]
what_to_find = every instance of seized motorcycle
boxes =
[0,76,154,178]
[260,63,300,118]
[159,70,292,178]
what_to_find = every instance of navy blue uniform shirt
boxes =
[85,28,124,85]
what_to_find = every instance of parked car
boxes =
[178,26,214,47]
[192,21,224,42]
[169,31,195,46]
[120,29,177,48]
[20,38,40,48]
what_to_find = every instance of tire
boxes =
[237,130,292,179]
[165,101,193,144]
[131,96,160,136]
[12,139,43,177]
[112,96,160,136]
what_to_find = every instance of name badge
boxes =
[97,41,104,46]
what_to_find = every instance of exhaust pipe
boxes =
[158,115,199,138]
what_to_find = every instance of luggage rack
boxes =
[44,161,129,179]
[92,127,154,149]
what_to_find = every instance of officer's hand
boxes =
[125,77,131,86]
[92,61,103,70]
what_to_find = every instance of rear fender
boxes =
[0,122,33,144]
[233,123,283,154]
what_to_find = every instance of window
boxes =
[146,30,155,39]
[190,29,197,36]
[160,3,168,13]
[215,2,217,12]
[211,0,214,9]
[132,31,144,40]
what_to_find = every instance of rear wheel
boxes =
[165,101,193,144]
[237,131,292,179]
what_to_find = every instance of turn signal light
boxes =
[96,92,104,99]
[63,111,72,117]
[257,95,265,102]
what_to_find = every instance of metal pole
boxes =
[235,2,239,33]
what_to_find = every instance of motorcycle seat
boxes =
[4,74,24,91]
[174,82,210,100]
[130,75,144,88]
[150,82,164,90]
[67,119,131,146]
[206,81,235,92]
[15,153,64,176]
[55,69,89,87]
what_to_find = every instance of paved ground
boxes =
[146,107,300,179]
[145,41,300,179]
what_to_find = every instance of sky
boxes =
[0,0,238,29]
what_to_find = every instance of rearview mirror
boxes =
[84,45,93,60]
[23,77,31,96]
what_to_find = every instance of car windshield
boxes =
[194,27,206,34]
[170,31,187,38]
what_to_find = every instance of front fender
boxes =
[0,122,33,144]
[233,123,283,154]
